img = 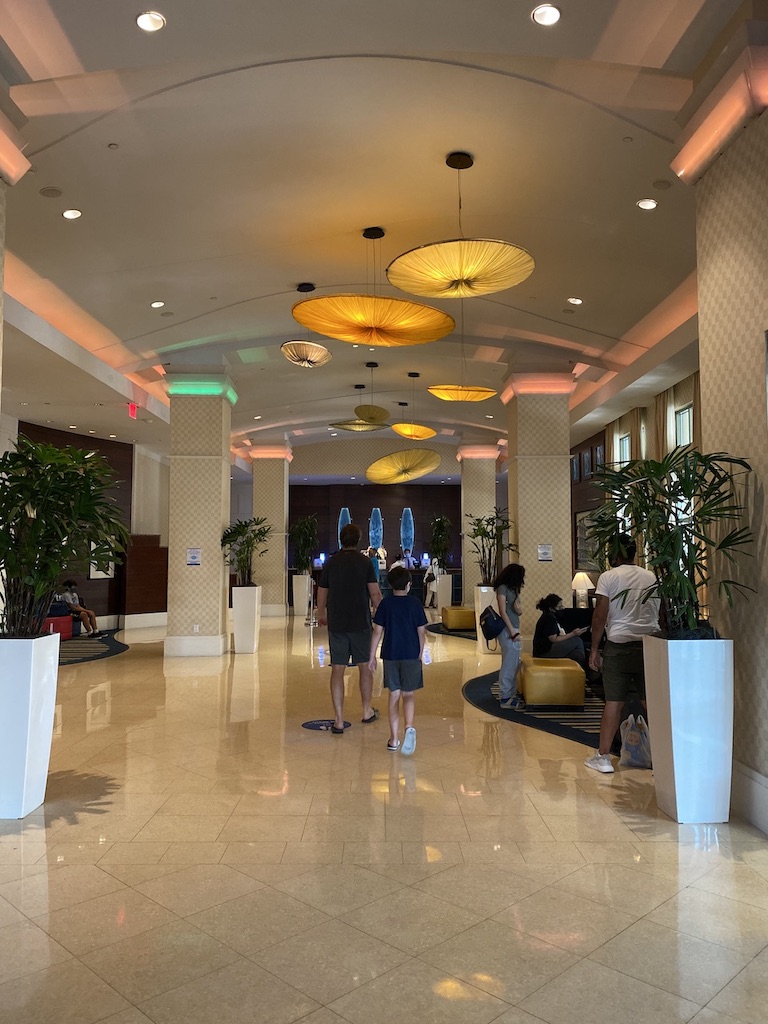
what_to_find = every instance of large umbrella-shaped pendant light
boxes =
[391,371,436,439]
[355,361,389,423]
[366,448,441,484]
[386,152,534,298]
[427,300,497,403]
[280,340,332,367]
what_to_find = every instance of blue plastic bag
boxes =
[619,714,652,769]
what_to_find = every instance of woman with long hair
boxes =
[491,563,525,709]
[533,593,587,668]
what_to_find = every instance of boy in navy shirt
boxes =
[368,567,427,755]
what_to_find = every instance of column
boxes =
[164,375,235,656]
[502,374,574,632]
[457,445,499,601]
[677,21,768,827]
[250,445,291,615]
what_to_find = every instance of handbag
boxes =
[619,714,652,769]
[479,604,506,641]
[424,570,435,585]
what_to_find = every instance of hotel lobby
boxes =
[3,3,768,1023]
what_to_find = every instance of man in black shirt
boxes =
[317,523,383,733]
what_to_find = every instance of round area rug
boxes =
[59,630,129,667]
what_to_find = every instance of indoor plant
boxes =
[589,445,754,823]
[221,517,273,653]
[465,507,517,585]
[289,514,319,621]
[428,514,453,609]
[0,437,129,818]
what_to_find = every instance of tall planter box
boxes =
[642,635,734,824]
[232,585,262,654]
[0,633,60,818]
[291,574,312,620]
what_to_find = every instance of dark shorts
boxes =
[383,659,423,693]
[602,640,646,702]
[328,629,371,666]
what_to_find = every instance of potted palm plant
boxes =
[221,516,273,653]
[589,446,754,823]
[289,514,318,622]
[429,514,453,609]
[465,508,517,649]
[0,437,129,818]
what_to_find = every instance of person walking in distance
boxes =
[317,523,383,733]
[368,566,427,755]
[585,533,659,774]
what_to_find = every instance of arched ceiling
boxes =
[0,1,744,462]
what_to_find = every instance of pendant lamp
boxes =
[427,300,497,402]
[391,371,436,439]
[355,361,389,423]
[292,228,455,348]
[366,448,441,484]
[280,340,332,367]
[387,152,534,298]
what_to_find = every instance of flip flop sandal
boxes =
[387,740,400,751]
[361,709,379,724]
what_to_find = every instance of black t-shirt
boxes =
[318,549,376,632]
[373,594,427,660]
[532,610,560,657]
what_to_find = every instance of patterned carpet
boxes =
[427,622,477,641]
[462,669,604,746]
[59,629,129,666]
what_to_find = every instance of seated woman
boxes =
[532,593,587,668]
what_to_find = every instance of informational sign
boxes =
[186,547,202,566]
[537,544,553,562]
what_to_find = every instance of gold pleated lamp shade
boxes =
[366,448,441,484]
[387,238,535,298]
[355,404,389,423]
[329,419,388,432]
[391,422,437,440]
[280,340,332,367]
[293,294,454,347]
[428,384,497,402]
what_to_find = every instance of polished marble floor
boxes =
[2,615,768,1024]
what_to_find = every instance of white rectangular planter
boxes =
[291,574,312,619]
[643,635,734,824]
[0,633,60,819]
[436,574,452,610]
[232,585,262,654]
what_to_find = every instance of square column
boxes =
[250,445,291,615]
[458,445,499,601]
[503,375,575,624]
[164,377,235,656]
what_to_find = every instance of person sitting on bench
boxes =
[532,593,587,668]
[61,580,102,637]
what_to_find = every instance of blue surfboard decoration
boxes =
[337,507,351,549]
[369,507,383,550]
[400,507,414,556]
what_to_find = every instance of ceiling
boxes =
[0,0,744,472]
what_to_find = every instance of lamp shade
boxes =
[391,422,437,440]
[329,419,388,432]
[280,340,332,367]
[354,404,389,423]
[292,294,454,347]
[427,384,497,402]
[366,448,441,484]
[386,238,535,298]
[571,572,594,591]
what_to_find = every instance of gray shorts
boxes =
[602,640,646,702]
[383,660,424,693]
[328,629,371,666]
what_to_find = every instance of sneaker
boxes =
[401,727,417,756]
[585,752,614,774]
[500,695,525,711]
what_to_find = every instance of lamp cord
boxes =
[456,170,465,238]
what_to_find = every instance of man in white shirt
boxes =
[585,534,659,774]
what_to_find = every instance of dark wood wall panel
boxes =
[123,535,168,614]
[288,484,462,566]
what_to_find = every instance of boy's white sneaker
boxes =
[401,727,417,756]
[585,752,614,774]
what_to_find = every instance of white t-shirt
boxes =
[595,563,659,642]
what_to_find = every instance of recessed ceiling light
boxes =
[69,425,77,429]
[62,209,81,220]
[567,296,583,305]
[160,310,174,317]
[636,198,658,210]
[45,419,53,424]
[136,11,166,32]
[19,402,28,406]
[352,344,359,348]
[330,432,338,437]
[351,476,356,480]
[109,434,117,438]
[88,430,96,434]
[485,414,494,419]
[254,415,262,420]
[531,4,560,26]
[150,300,165,308]
[39,186,62,198]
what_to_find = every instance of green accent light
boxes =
[167,380,238,405]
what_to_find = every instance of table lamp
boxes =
[571,571,594,609]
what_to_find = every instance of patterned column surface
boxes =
[166,392,232,656]
[504,388,573,636]
[458,447,499,601]
[251,446,291,614]
[697,106,768,779]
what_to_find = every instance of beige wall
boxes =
[697,107,768,793]
[460,455,498,597]
[132,446,169,544]
[251,456,289,612]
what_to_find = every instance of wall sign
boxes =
[186,547,202,566]
[537,544,553,562]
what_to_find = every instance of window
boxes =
[675,404,693,446]
[618,433,630,466]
